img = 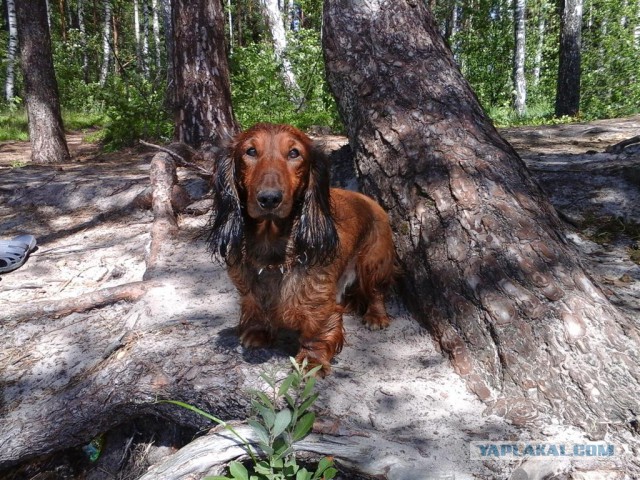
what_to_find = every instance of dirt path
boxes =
[1,117,639,479]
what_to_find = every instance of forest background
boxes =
[1,0,639,152]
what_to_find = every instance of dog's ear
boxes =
[292,143,339,265]
[209,152,244,264]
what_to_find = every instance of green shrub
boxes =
[98,74,172,150]
[164,358,337,480]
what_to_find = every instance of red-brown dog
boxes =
[209,123,395,374]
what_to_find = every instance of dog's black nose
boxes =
[257,189,283,210]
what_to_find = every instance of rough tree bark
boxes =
[513,0,527,115]
[556,0,583,116]
[15,0,70,164]
[323,0,640,441]
[171,0,238,148]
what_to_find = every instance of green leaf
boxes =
[158,400,226,426]
[254,403,276,430]
[272,408,293,438]
[293,412,315,441]
[278,373,296,397]
[204,476,232,480]
[254,391,275,410]
[247,419,270,446]
[301,376,316,400]
[305,364,323,379]
[315,457,333,473]
[322,467,338,479]
[229,461,249,480]
[254,461,272,475]
[298,393,319,416]
[260,372,276,389]
[296,467,311,480]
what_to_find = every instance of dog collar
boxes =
[255,253,308,276]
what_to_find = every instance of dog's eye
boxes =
[246,147,257,157]
[288,148,300,159]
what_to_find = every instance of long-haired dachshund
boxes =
[209,123,395,375]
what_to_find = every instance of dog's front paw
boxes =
[240,328,274,348]
[363,312,390,330]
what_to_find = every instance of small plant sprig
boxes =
[164,357,337,480]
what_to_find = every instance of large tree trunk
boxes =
[323,0,640,440]
[555,0,583,116]
[171,0,238,148]
[15,0,70,164]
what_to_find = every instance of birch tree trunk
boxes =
[99,0,112,86]
[323,0,640,440]
[134,0,143,70]
[532,4,546,87]
[259,0,303,106]
[143,0,151,77]
[4,0,18,101]
[78,0,89,83]
[171,0,238,147]
[635,0,640,47]
[152,0,162,69]
[162,0,175,107]
[15,0,70,164]
[513,0,527,115]
[555,0,583,116]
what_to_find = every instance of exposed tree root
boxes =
[605,135,640,154]
[139,423,422,480]
[4,280,151,323]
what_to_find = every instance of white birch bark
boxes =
[532,9,545,86]
[5,0,18,101]
[513,0,527,115]
[99,0,112,86]
[635,0,640,47]
[142,0,150,77]
[259,0,303,106]
[227,0,233,52]
[152,0,161,69]
[45,0,52,30]
[78,0,89,82]
[134,0,142,70]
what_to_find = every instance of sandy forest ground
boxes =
[1,116,640,480]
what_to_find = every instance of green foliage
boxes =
[432,0,640,126]
[164,358,337,480]
[98,74,173,150]
[454,0,514,109]
[488,101,574,127]
[229,28,341,132]
[0,110,28,141]
[581,0,640,120]
[0,108,104,142]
